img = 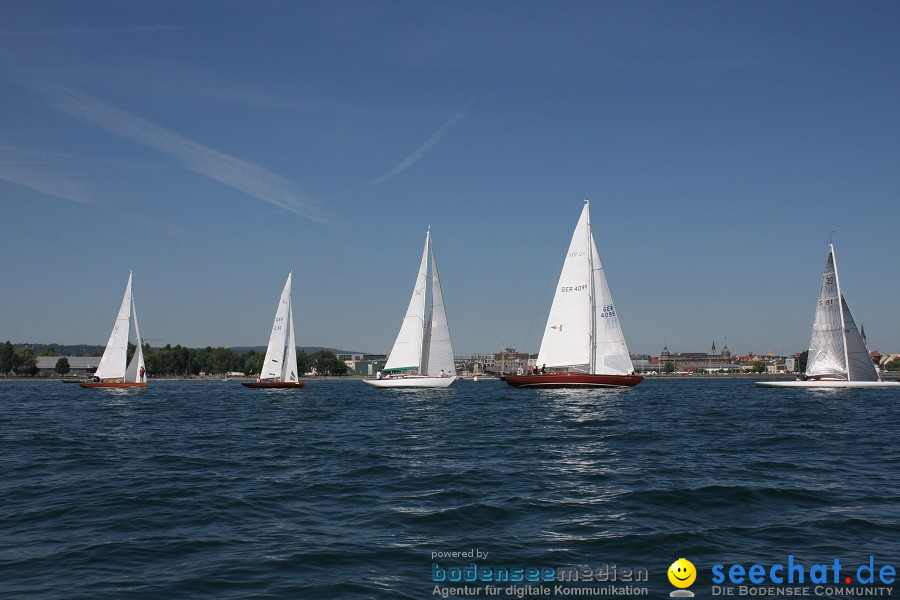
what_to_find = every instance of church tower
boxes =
[722,337,731,360]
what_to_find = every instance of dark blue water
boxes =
[1,379,898,599]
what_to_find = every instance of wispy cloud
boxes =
[39,84,324,222]
[0,144,94,204]
[365,102,470,187]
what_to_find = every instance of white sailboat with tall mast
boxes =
[364,227,457,388]
[757,243,897,388]
[242,272,305,388]
[81,271,147,388]
[505,200,642,388]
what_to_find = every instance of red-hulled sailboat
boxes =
[504,200,643,389]
[80,271,148,389]
[241,272,306,389]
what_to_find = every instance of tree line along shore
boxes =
[0,341,351,378]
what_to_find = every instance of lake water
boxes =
[1,378,898,599]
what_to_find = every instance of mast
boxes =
[585,199,597,373]
[419,226,432,376]
[830,243,851,380]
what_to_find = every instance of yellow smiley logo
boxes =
[668,558,696,588]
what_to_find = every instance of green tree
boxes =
[15,347,38,376]
[309,350,349,376]
[296,350,310,375]
[752,360,767,373]
[885,359,900,371]
[211,347,235,374]
[39,346,58,356]
[172,345,190,375]
[797,350,808,373]
[193,346,214,374]
[0,341,15,375]
[662,361,675,374]
[243,350,263,376]
[55,357,71,375]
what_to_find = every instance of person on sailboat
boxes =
[139,366,145,382]
[376,370,383,380]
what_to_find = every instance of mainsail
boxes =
[805,245,878,381]
[537,201,634,375]
[422,240,455,376]
[123,290,145,383]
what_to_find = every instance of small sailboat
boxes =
[504,200,642,388]
[364,227,457,388]
[757,244,898,389]
[80,271,147,388]
[242,272,306,388]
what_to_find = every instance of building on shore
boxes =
[35,356,101,377]
[659,340,740,373]
[337,353,387,376]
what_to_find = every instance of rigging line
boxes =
[520,200,586,353]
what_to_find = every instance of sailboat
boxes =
[364,227,457,388]
[80,271,147,388]
[757,244,897,389]
[504,200,643,388]
[242,272,306,388]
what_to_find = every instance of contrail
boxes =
[0,144,94,204]
[40,84,325,222]
[365,102,470,187]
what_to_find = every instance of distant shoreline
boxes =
[8,373,891,382]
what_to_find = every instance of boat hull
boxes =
[504,373,643,388]
[756,380,900,389]
[241,381,306,388]
[363,376,457,389]
[79,382,147,388]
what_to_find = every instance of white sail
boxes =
[805,249,845,378]
[589,234,634,375]
[261,272,295,381]
[422,237,456,376]
[384,231,429,372]
[95,272,133,380]
[537,204,593,368]
[123,290,145,383]
[805,245,879,382]
[841,295,879,381]
[285,303,298,381]
[537,201,634,375]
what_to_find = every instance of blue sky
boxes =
[2,1,899,357]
